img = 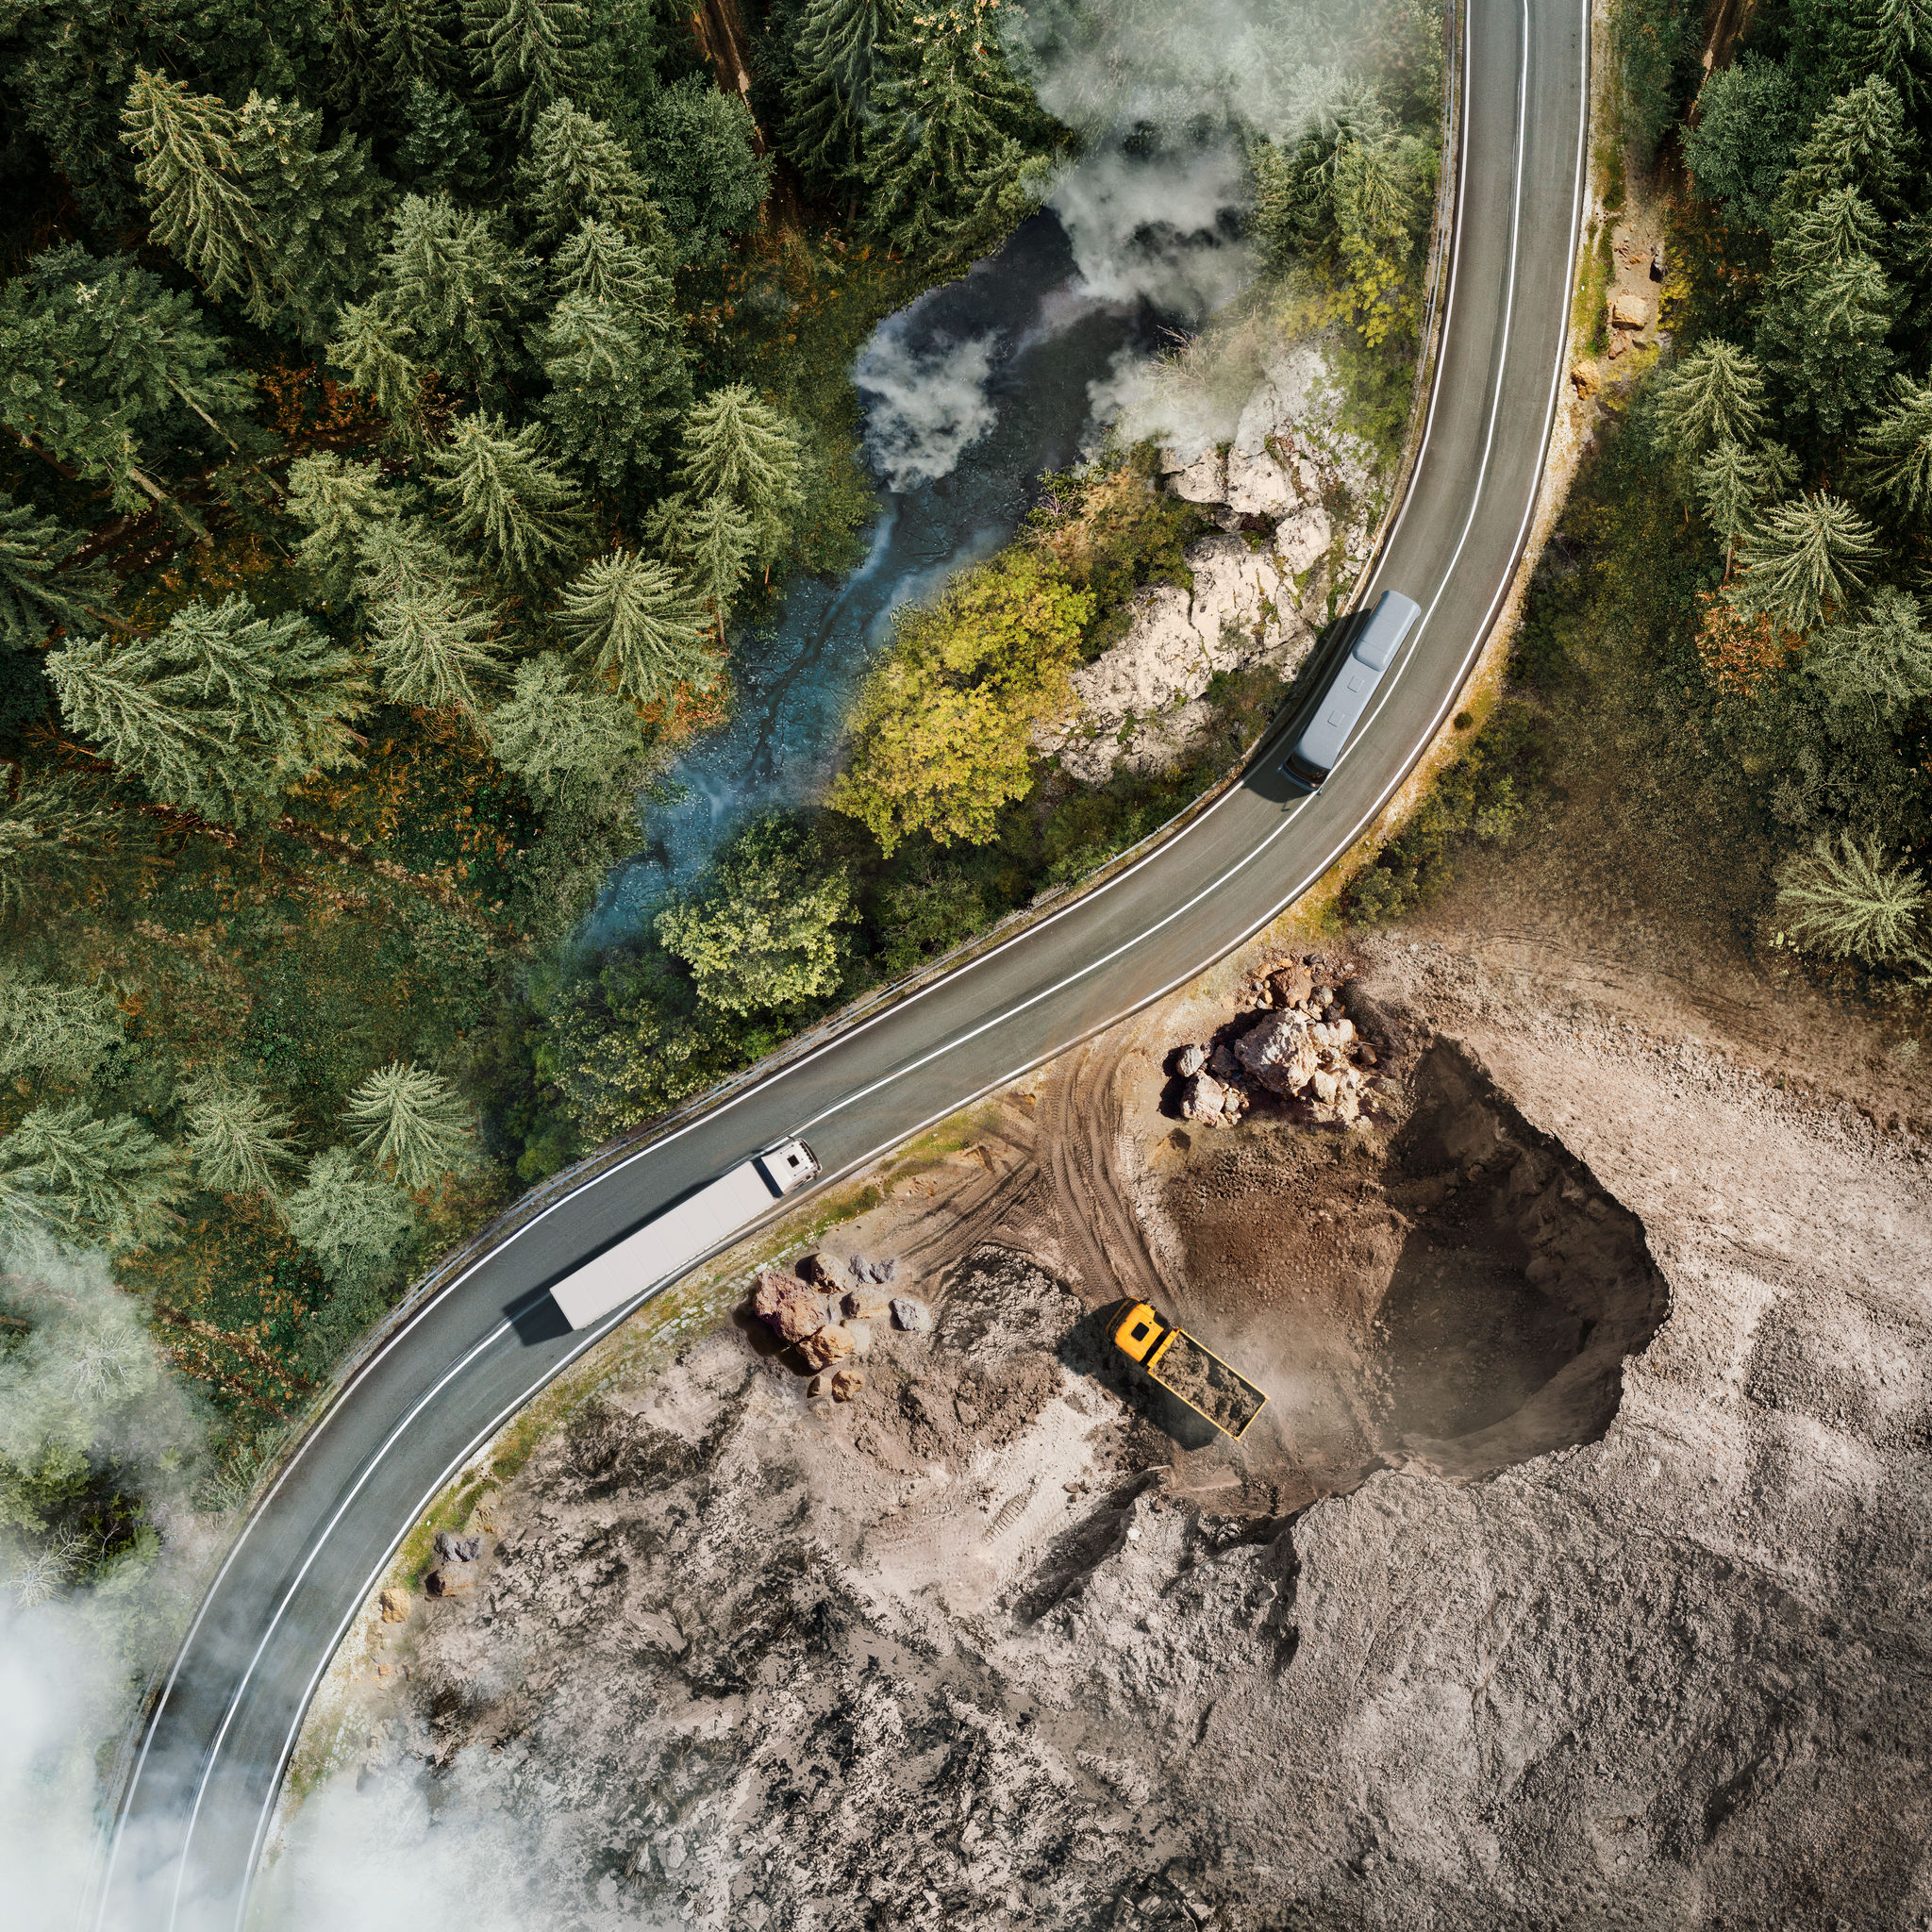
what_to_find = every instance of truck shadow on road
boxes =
[1058,1303,1221,1453]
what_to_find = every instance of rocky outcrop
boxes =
[1040,339,1382,787]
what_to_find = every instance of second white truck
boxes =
[550,1139,820,1330]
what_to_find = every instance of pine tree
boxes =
[375,0,466,90]
[462,0,599,137]
[486,651,647,804]
[1693,437,1797,563]
[0,495,108,647]
[1807,586,1932,713]
[1775,832,1926,960]
[397,81,488,195]
[517,101,652,247]
[552,217,677,317]
[286,454,398,608]
[0,246,256,511]
[368,194,538,395]
[325,298,425,425]
[0,972,123,1081]
[427,411,582,586]
[0,776,120,923]
[1732,491,1883,634]
[629,77,773,266]
[47,596,370,829]
[0,1103,186,1252]
[862,3,1045,262]
[1782,76,1913,211]
[182,1076,301,1195]
[537,291,691,492]
[1758,188,1896,435]
[1859,374,1932,511]
[786,0,899,195]
[119,70,271,323]
[556,550,714,704]
[368,574,507,714]
[283,1146,417,1286]
[677,383,806,566]
[1651,340,1772,467]
[341,1061,474,1190]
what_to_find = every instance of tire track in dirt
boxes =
[1041,1040,1169,1309]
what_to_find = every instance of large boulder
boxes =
[1166,448,1226,504]
[1180,1073,1244,1126]
[1236,1010,1320,1096]
[800,1323,857,1371]
[753,1271,829,1345]
[1224,446,1296,517]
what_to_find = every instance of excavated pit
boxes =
[1151,1034,1671,1501]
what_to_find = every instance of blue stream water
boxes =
[589,211,1175,936]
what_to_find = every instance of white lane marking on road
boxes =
[117,0,1594,1919]
[161,1318,513,1929]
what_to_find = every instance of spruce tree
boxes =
[0,972,123,1082]
[397,81,488,195]
[556,550,714,704]
[1807,586,1932,713]
[786,0,899,195]
[862,4,1044,262]
[1782,76,1913,212]
[1758,188,1895,436]
[326,298,425,426]
[375,0,466,89]
[1652,340,1772,468]
[1775,832,1926,960]
[283,1145,417,1286]
[0,1103,186,1252]
[1859,374,1932,511]
[1694,437,1797,563]
[341,1061,474,1190]
[680,493,756,637]
[0,246,255,510]
[120,70,271,323]
[1856,0,1932,105]
[47,596,370,829]
[486,651,647,804]
[286,453,398,608]
[368,574,506,714]
[182,1076,301,1195]
[630,78,773,265]
[0,776,119,923]
[427,411,582,586]
[367,194,538,396]
[0,495,108,648]
[462,0,599,137]
[1733,491,1882,633]
[552,216,676,316]
[537,291,691,492]
[677,382,806,565]
[517,101,652,247]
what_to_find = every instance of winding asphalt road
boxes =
[95,0,1588,1922]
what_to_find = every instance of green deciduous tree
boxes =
[486,651,648,804]
[1774,831,1926,960]
[462,0,599,135]
[341,1061,475,1190]
[0,973,123,1082]
[428,411,582,587]
[0,246,255,511]
[828,546,1093,854]
[283,1146,417,1286]
[655,815,854,1014]
[1858,373,1932,511]
[1732,491,1883,634]
[678,382,806,567]
[862,4,1045,262]
[0,1104,185,1252]
[47,596,369,829]
[786,0,899,195]
[517,100,652,247]
[182,1077,301,1195]
[631,77,773,264]
[556,550,713,704]
[0,495,108,648]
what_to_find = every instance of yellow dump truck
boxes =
[1111,1302,1269,1440]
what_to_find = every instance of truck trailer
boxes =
[1111,1300,1269,1440]
[550,1139,820,1330]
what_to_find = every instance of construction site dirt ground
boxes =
[269,855,1932,1932]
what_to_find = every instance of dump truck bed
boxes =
[1147,1329,1268,1439]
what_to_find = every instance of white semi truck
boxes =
[550,1139,821,1330]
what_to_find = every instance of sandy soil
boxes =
[277,878,1932,1930]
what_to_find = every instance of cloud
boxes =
[856,317,1003,492]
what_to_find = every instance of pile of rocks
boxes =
[750,1254,932,1400]
[1176,956,1385,1129]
